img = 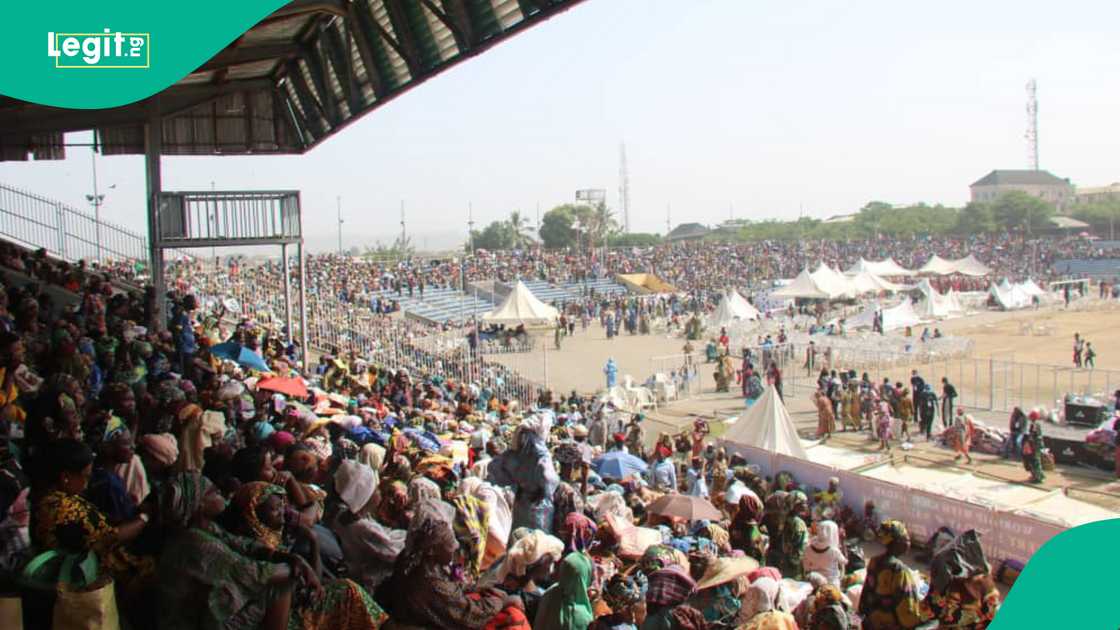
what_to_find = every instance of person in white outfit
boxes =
[801,520,847,587]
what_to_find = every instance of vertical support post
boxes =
[56,204,67,259]
[298,241,309,372]
[282,243,293,349]
[145,102,166,331]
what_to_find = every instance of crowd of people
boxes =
[0,238,1013,629]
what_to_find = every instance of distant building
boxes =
[664,222,710,242]
[970,169,1072,209]
[1073,183,1120,205]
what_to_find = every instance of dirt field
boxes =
[487,304,1120,510]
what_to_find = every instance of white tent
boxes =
[846,257,915,277]
[989,282,1031,310]
[710,289,760,326]
[915,279,960,319]
[811,264,856,299]
[920,254,992,277]
[919,255,957,275]
[847,299,925,332]
[770,269,832,300]
[845,271,907,294]
[952,254,991,277]
[481,280,560,325]
[721,386,808,459]
[1019,279,1047,297]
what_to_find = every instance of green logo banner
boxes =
[1,0,289,109]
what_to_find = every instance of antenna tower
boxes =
[619,142,631,233]
[1026,79,1039,170]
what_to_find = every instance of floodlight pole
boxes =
[89,148,104,262]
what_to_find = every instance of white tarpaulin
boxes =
[847,299,924,331]
[481,280,560,324]
[920,254,992,277]
[915,279,962,319]
[710,289,760,326]
[953,254,992,276]
[990,282,1031,310]
[845,271,907,294]
[770,269,832,300]
[720,385,808,459]
[811,264,856,299]
[1019,279,1047,297]
[846,257,915,277]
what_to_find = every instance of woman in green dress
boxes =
[1022,419,1045,483]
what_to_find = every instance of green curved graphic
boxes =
[990,518,1120,628]
[0,0,289,109]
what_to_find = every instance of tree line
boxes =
[462,190,1118,251]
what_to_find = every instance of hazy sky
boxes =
[2,0,1118,251]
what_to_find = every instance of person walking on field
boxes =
[1073,333,1084,367]
[918,383,938,440]
[941,377,958,424]
[952,410,974,464]
[1085,342,1096,369]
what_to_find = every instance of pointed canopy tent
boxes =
[481,280,560,325]
[989,282,1032,310]
[951,255,992,277]
[845,271,907,295]
[919,255,957,275]
[720,385,808,459]
[710,289,761,326]
[847,299,925,332]
[810,264,856,299]
[771,269,831,300]
[1019,279,1047,297]
[846,257,916,277]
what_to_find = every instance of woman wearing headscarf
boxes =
[382,497,507,629]
[1022,415,1045,484]
[808,584,851,630]
[553,481,586,534]
[374,478,409,529]
[32,439,155,597]
[921,530,1000,629]
[158,472,319,630]
[559,511,598,555]
[738,577,796,630]
[640,564,699,630]
[492,529,564,623]
[729,491,768,564]
[535,551,595,630]
[591,572,645,630]
[330,460,406,592]
[778,491,809,580]
[225,481,387,629]
[487,413,560,532]
[802,520,846,587]
[857,520,923,629]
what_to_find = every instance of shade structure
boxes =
[845,271,907,295]
[920,254,991,277]
[990,282,1032,310]
[710,289,761,326]
[593,451,649,480]
[256,375,308,398]
[771,269,831,300]
[721,385,808,459]
[616,273,678,294]
[811,263,856,298]
[211,342,270,372]
[481,280,560,325]
[846,257,916,277]
[915,279,962,319]
[646,493,723,522]
[847,299,924,332]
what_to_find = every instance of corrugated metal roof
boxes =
[0,0,589,161]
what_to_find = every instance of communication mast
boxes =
[619,142,631,233]
[1026,79,1039,170]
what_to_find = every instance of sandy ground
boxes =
[488,307,1120,510]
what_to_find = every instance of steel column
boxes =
[145,102,166,331]
[282,243,293,348]
[298,241,309,372]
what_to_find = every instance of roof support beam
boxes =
[420,0,468,50]
[259,0,349,26]
[301,43,340,125]
[381,0,423,76]
[198,43,301,73]
[347,3,387,98]
[285,61,327,137]
[323,24,359,112]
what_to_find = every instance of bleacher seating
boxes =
[1052,259,1120,279]
[563,277,629,297]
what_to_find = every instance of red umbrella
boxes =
[256,376,308,399]
[646,493,722,522]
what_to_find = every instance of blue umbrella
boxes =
[210,342,270,372]
[593,451,649,480]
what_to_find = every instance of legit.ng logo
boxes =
[47,29,150,68]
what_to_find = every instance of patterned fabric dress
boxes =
[858,554,924,629]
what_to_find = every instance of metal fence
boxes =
[0,182,192,264]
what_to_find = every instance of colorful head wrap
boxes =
[646,564,696,607]
[160,471,214,528]
[877,519,909,548]
[231,481,286,550]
